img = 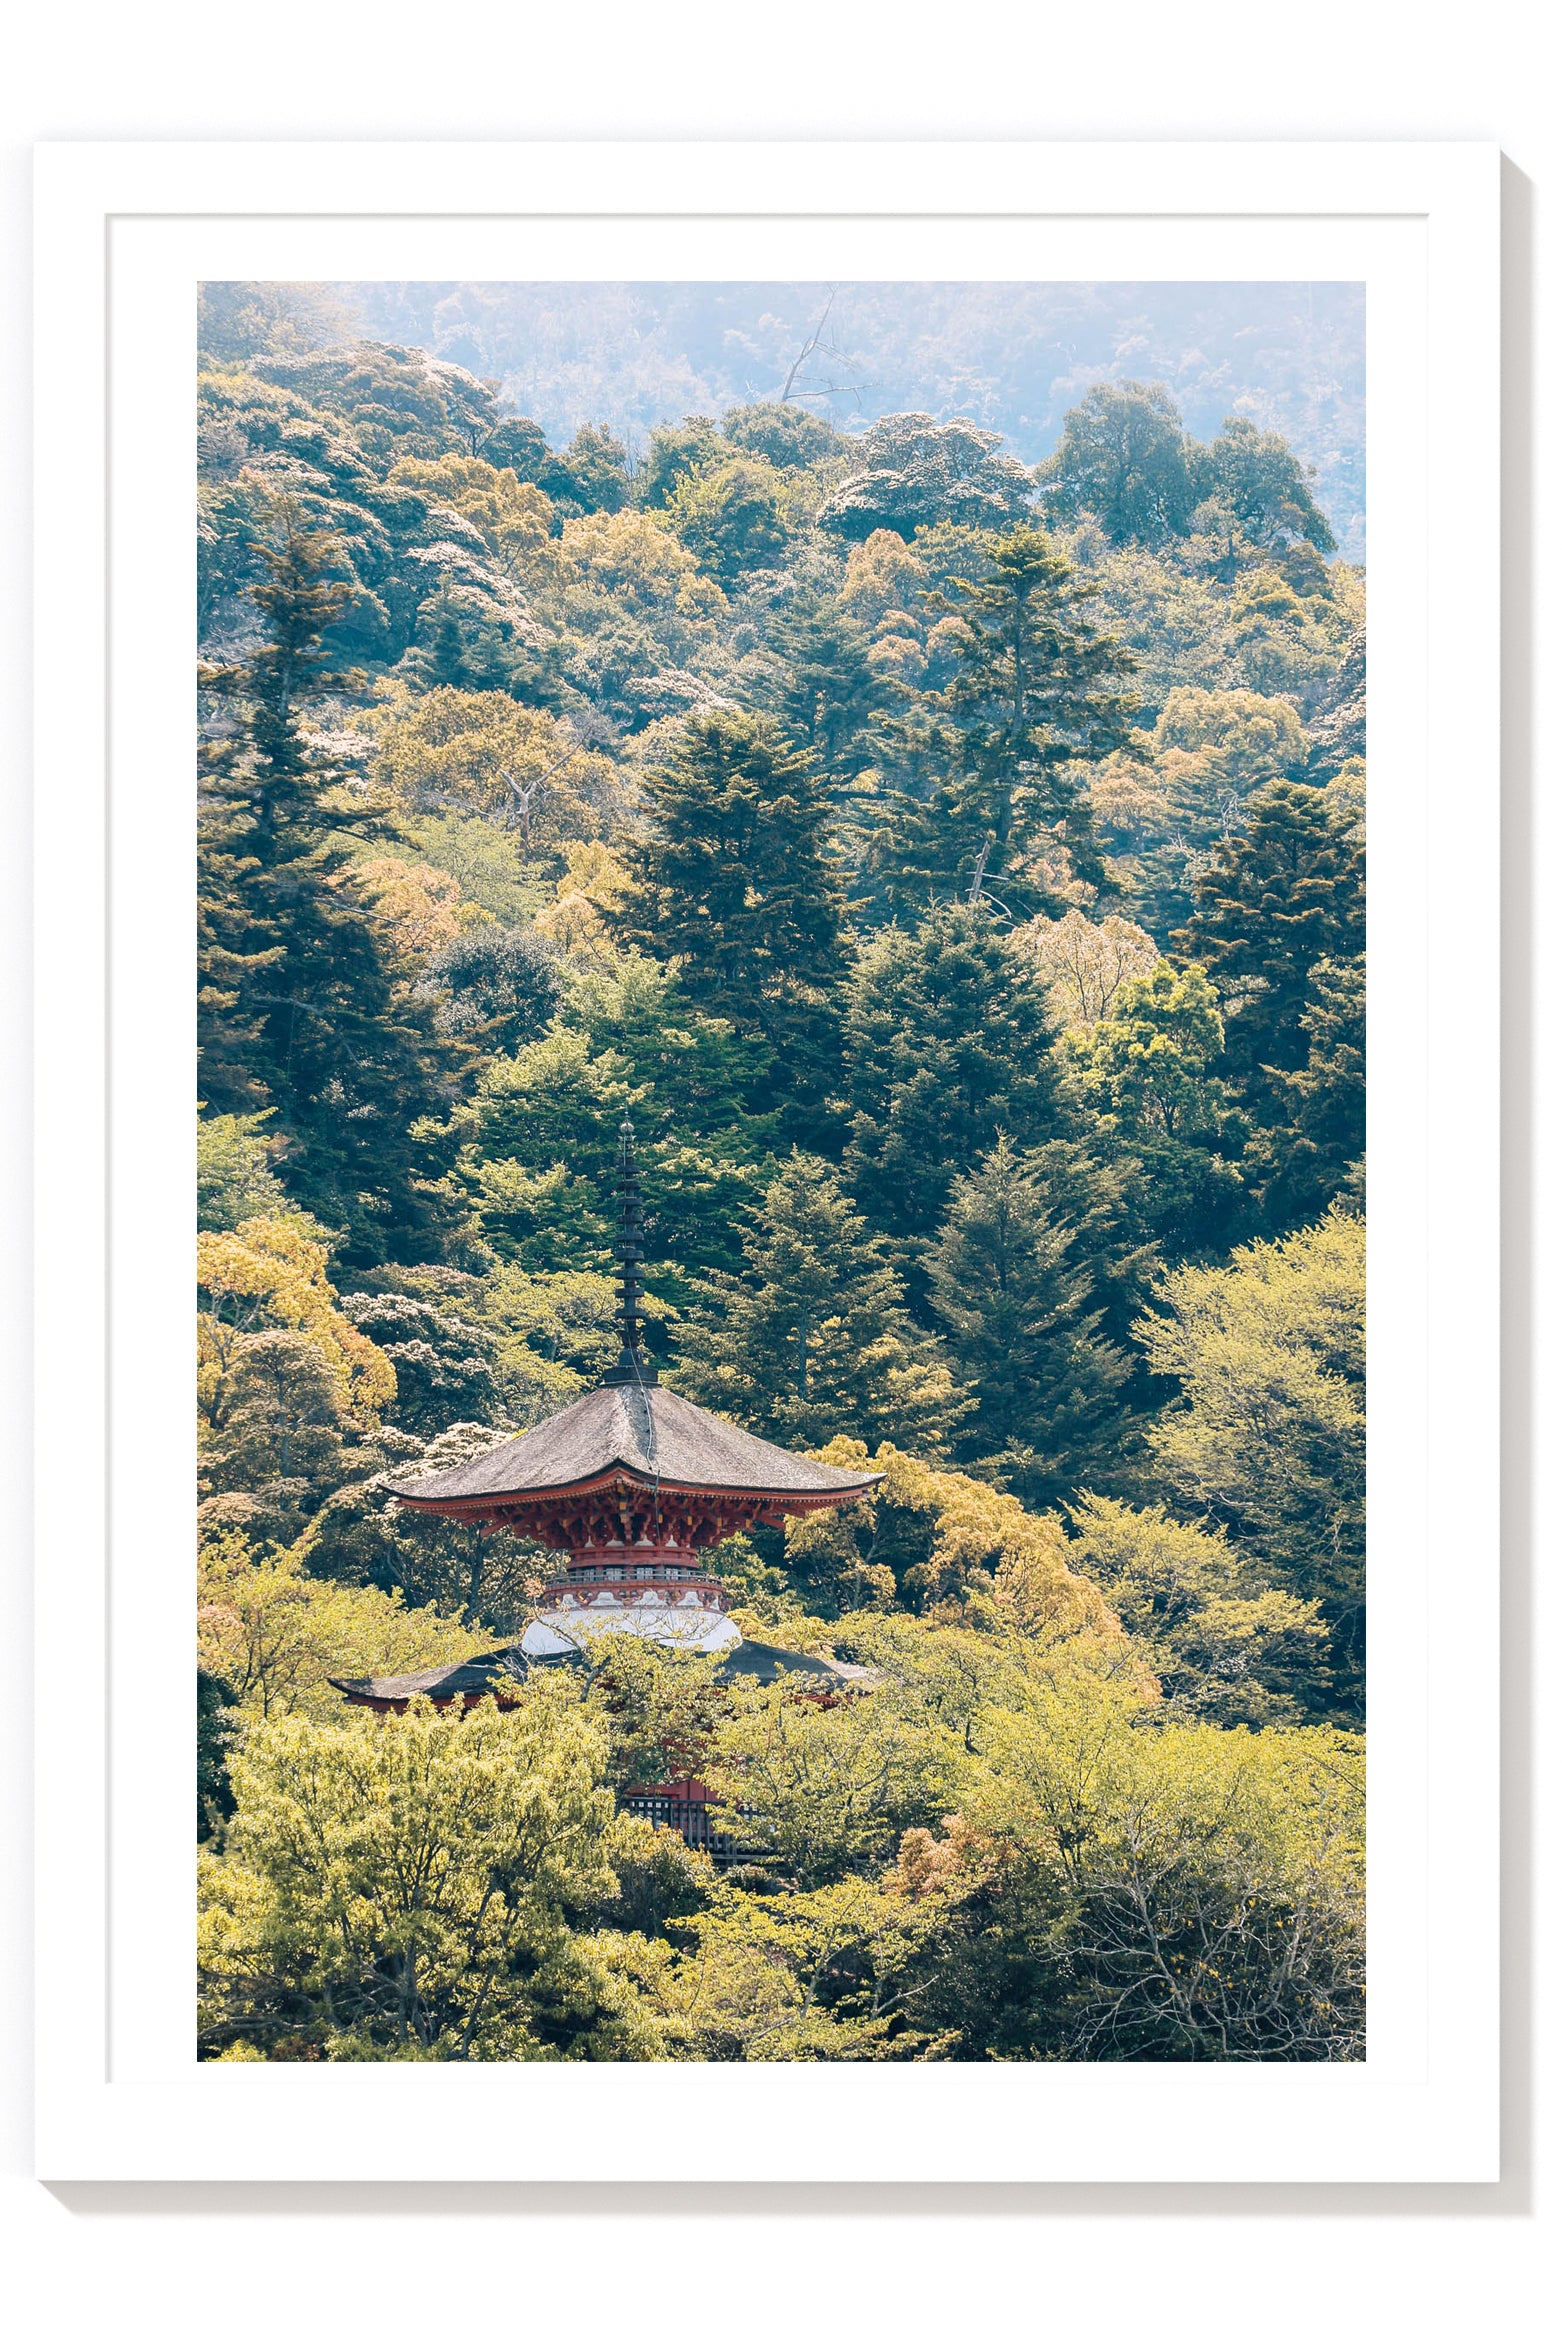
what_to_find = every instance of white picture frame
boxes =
[33,137,1502,2183]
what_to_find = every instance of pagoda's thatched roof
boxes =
[392,1383,881,1508]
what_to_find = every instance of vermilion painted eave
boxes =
[390,1463,884,1522]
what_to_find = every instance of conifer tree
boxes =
[1242,954,1366,1227]
[438,963,779,1299]
[198,500,460,1263]
[767,595,888,782]
[880,526,1139,911]
[673,1154,970,1455]
[618,709,848,1143]
[1174,778,1365,1095]
[842,902,1061,1258]
[925,1137,1140,1507]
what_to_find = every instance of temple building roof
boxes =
[393,1380,880,1512]
[328,1649,535,1707]
[332,1636,871,1707]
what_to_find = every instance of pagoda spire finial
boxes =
[601,1115,658,1387]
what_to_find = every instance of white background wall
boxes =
[1,8,1552,2334]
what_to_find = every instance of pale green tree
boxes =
[199,1686,660,2061]
[1134,1206,1366,1714]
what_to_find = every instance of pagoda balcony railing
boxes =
[619,1790,771,1869]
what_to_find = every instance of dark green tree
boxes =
[721,400,842,469]
[480,412,632,519]
[634,415,727,508]
[403,576,520,693]
[1174,779,1365,1100]
[924,1136,1140,1508]
[417,923,561,1053]
[674,1154,970,1456]
[841,903,1062,1257]
[1242,954,1366,1228]
[1034,381,1196,545]
[197,1670,240,1840]
[664,456,790,579]
[766,595,888,783]
[1188,415,1337,557]
[478,413,554,480]
[618,709,849,1144]
[881,527,1140,910]
[544,422,632,514]
[197,501,461,1262]
[1001,1136,1165,1352]
[439,961,778,1299]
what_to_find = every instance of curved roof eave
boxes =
[389,1381,886,1510]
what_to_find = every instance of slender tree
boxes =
[1174,778,1366,1101]
[198,501,461,1262]
[926,1137,1142,1507]
[767,595,889,781]
[879,526,1140,911]
[674,1154,970,1455]
[618,709,849,1143]
[1242,954,1366,1227]
[842,902,1061,1259]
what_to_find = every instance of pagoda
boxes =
[334,1121,881,1832]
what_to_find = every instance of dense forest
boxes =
[195,283,1366,2064]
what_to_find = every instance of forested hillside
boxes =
[196,287,1367,2062]
[344,277,1368,559]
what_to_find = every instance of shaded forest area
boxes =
[196,283,1366,2063]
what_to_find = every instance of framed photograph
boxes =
[34,138,1501,2182]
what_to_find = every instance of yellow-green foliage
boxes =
[1136,1206,1365,1591]
[704,1677,966,1892]
[641,1868,962,2061]
[197,1534,491,1720]
[366,684,623,845]
[199,1686,660,2062]
[791,1437,1121,1642]
[387,453,554,576]
[966,1679,1365,2058]
[197,1212,398,1428]
[202,1597,1364,2062]
[551,507,723,620]
[1067,1493,1328,1726]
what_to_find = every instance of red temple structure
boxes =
[332,1121,881,1848]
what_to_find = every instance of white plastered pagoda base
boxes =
[519,1586,742,1658]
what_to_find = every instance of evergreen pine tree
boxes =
[673,1154,970,1455]
[1174,778,1365,1097]
[198,500,461,1264]
[842,902,1061,1259]
[618,709,848,1144]
[1242,954,1366,1227]
[880,526,1139,912]
[767,595,887,781]
[925,1136,1142,1508]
